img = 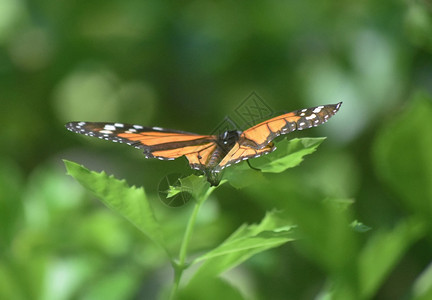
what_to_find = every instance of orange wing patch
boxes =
[241,112,300,148]
[117,132,210,146]
[215,142,275,171]
[185,143,218,171]
[151,142,217,169]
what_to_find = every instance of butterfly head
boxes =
[217,130,241,151]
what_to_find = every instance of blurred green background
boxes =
[2,0,432,299]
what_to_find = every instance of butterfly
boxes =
[66,102,342,186]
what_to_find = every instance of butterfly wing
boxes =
[66,102,342,185]
[215,102,342,171]
[65,122,218,172]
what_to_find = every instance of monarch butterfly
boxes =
[66,102,342,186]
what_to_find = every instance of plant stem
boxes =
[179,200,202,265]
[168,199,203,300]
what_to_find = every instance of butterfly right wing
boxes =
[65,122,218,172]
[215,102,342,172]
[239,102,342,148]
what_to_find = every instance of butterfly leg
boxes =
[246,160,262,171]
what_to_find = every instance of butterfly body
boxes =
[66,102,341,186]
[206,131,241,166]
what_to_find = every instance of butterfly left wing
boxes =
[214,102,342,172]
[65,122,218,172]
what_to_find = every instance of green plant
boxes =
[64,138,325,299]
[63,98,432,300]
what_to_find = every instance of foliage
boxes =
[2,0,432,299]
[63,137,320,299]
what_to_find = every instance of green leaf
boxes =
[257,137,326,173]
[411,260,432,300]
[189,211,297,279]
[350,220,372,233]
[165,174,216,204]
[224,137,326,188]
[222,167,266,189]
[64,160,166,251]
[278,197,359,300]
[178,175,214,203]
[178,276,245,300]
[0,258,47,300]
[358,218,426,299]
[81,267,140,300]
[373,93,432,219]
[283,197,357,273]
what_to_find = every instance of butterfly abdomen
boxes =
[206,148,224,168]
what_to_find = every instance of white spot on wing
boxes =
[306,113,316,120]
[152,126,164,131]
[99,130,113,134]
[313,106,324,113]
[133,125,143,129]
[114,123,124,127]
[104,125,116,131]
